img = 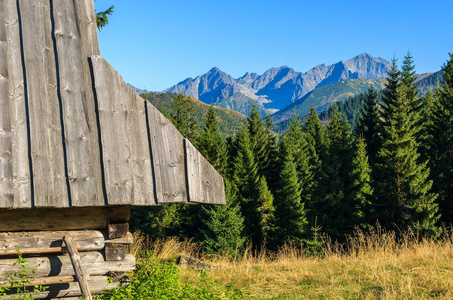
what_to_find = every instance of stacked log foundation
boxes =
[0,207,134,299]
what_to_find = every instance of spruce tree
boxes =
[304,106,324,174]
[247,103,269,178]
[198,105,227,174]
[374,56,440,236]
[201,179,245,257]
[311,108,357,240]
[262,112,280,193]
[286,114,314,209]
[426,53,453,224]
[354,87,382,167]
[170,93,199,141]
[348,136,373,228]
[270,135,307,247]
[231,128,263,247]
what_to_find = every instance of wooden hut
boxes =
[0,0,226,298]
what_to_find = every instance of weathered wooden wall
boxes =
[0,0,226,209]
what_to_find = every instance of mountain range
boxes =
[164,53,392,115]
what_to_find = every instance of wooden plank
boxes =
[0,0,14,208]
[51,0,98,206]
[18,0,68,207]
[0,230,105,253]
[0,275,77,287]
[128,91,155,206]
[90,56,155,205]
[185,139,226,204]
[73,0,99,56]
[0,245,81,256]
[3,275,117,299]
[73,0,104,207]
[90,56,132,205]
[146,101,187,203]
[105,244,126,261]
[0,251,136,278]
[3,0,31,208]
[64,235,93,300]
[105,232,133,245]
[0,206,130,232]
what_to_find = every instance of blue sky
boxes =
[95,0,453,92]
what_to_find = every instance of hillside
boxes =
[144,92,247,137]
[271,78,387,123]
[164,53,391,115]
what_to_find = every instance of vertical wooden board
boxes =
[90,56,132,205]
[73,0,99,56]
[128,92,155,206]
[185,139,226,204]
[52,0,98,206]
[19,0,68,207]
[147,102,187,203]
[3,0,31,208]
[73,0,104,205]
[0,0,14,207]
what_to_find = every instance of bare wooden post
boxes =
[63,235,93,300]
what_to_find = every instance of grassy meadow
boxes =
[98,228,453,299]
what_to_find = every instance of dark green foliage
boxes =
[231,128,263,246]
[95,1,114,31]
[426,53,453,224]
[374,55,440,236]
[197,105,227,175]
[286,114,313,208]
[170,93,199,141]
[201,180,245,257]
[349,136,373,228]
[270,135,307,247]
[311,108,358,241]
[262,113,280,192]
[354,87,382,167]
[256,176,275,243]
[130,204,184,239]
[247,103,270,178]
[303,106,324,174]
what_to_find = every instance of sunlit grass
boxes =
[129,227,453,299]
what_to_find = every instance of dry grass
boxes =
[130,228,453,299]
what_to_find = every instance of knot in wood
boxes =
[169,162,176,167]
[204,180,211,186]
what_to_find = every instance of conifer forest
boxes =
[136,53,453,255]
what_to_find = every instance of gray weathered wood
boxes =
[3,0,31,208]
[0,230,105,253]
[0,275,76,287]
[0,246,82,256]
[19,0,68,207]
[90,56,132,205]
[185,139,226,204]
[90,56,155,205]
[73,0,99,56]
[105,232,133,245]
[107,222,129,240]
[0,0,13,208]
[52,0,98,206]
[64,235,93,300]
[105,244,126,261]
[3,276,116,299]
[0,251,136,278]
[0,206,130,232]
[146,101,187,204]
[73,0,105,207]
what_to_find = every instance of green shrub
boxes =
[96,254,243,300]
